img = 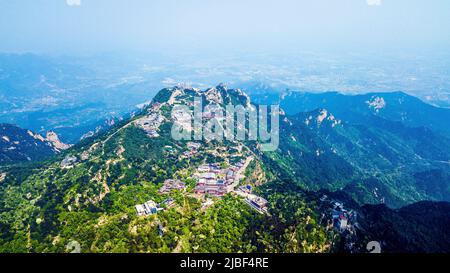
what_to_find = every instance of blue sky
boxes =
[0,0,449,55]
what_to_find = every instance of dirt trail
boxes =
[227,156,254,191]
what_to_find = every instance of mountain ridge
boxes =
[251,90,450,138]
[0,123,71,166]
[0,85,449,253]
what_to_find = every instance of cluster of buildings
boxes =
[245,195,269,214]
[181,142,202,158]
[235,185,268,214]
[318,195,360,251]
[194,160,246,197]
[135,110,164,138]
[135,198,175,216]
[159,179,186,194]
[195,165,226,196]
[135,200,160,216]
[332,211,348,232]
[326,198,357,233]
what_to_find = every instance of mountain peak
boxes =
[151,84,251,108]
[45,131,72,151]
[302,108,342,128]
[1,124,58,164]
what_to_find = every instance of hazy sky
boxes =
[0,0,449,55]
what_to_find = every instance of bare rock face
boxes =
[204,87,224,105]
[1,124,57,165]
[366,96,386,113]
[45,131,72,151]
